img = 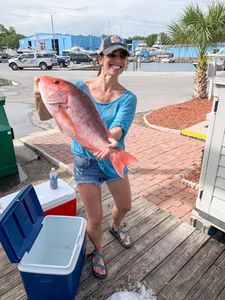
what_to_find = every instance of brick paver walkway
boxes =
[22,124,204,223]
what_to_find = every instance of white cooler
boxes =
[0,184,86,300]
[0,179,76,216]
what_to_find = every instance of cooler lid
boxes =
[0,184,44,263]
[35,179,76,211]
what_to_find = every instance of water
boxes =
[165,44,225,58]
[0,78,13,86]
[127,62,195,72]
[0,78,18,87]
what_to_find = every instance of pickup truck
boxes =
[8,52,57,70]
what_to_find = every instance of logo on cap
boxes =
[110,36,124,44]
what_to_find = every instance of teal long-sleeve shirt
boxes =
[71,80,137,177]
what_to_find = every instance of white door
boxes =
[18,53,35,67]
[196,78,225,223]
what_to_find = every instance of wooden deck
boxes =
[1,185,225,300]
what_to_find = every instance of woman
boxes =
[35,35,137,279]
[72,36,137,279]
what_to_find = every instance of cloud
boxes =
[1,0,209,37]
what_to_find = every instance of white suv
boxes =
[8,52,57,70]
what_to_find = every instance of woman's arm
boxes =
[93,127,121,160]
[34,91,53,121]
[110,126,123,141]
[93,94,137,160]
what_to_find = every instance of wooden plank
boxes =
[216,287,225,300]
[78,222,193,300]
[144,229,210,294]
[76,215,181,299]
[85,196,157,246]
[0,269,22,297]
[184,250,225,300]
[158,238,225,300]
[0,283,26,300]
[79,207,170,285]
[84,201,160,269]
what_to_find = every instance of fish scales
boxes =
[35,76,138,177]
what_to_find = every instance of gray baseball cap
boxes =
[99,35,129,55]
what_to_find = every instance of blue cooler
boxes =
[0,185,86,300]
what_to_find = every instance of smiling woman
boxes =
[34,35,137,280]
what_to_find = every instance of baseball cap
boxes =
[99,35,129,56]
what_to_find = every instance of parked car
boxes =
[56,56,70,68]
[69,53,93,64]
[0,53,13,63]
[8,52,57,70]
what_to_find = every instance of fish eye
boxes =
[54,80,60,84]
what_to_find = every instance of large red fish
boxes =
[34,76,138,177]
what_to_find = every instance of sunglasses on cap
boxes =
[107,50,128,59]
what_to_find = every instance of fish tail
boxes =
[110,149,138,178]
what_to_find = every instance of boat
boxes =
[208,48,225,70]
[134,33,172,59]
[62,45,98,57]
[160,57,175,63]
[134,42,150,56]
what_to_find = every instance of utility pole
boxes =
[50,14,56,53]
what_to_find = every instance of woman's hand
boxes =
[93,137,118,160]
[34,83,53,121]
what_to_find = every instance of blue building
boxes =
[19,33,101,55]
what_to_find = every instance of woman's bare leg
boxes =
[107,175,132,246]
[77,183,106,276]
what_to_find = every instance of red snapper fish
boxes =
[34,76,138,177]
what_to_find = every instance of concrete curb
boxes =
[20,130,73,175]
[143,111,206,141]
[20,129,59,139]
[143,111,181,135]
[181,129,206,141]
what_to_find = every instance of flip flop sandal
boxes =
[109,226,133,249]
[87,250,107,280]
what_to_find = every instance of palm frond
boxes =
[167,1,225,99]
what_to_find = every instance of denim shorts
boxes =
[74,155,127,185]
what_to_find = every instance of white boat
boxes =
[134,33,169,58]
[208,48,225,70]
[160,57,174,63]
[62,45,98,57]
[134,42,149,56]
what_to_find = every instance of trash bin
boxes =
[0,96,18,177]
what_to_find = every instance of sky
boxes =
[2,0,208,38]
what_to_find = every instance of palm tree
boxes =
[168,2,225,99]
